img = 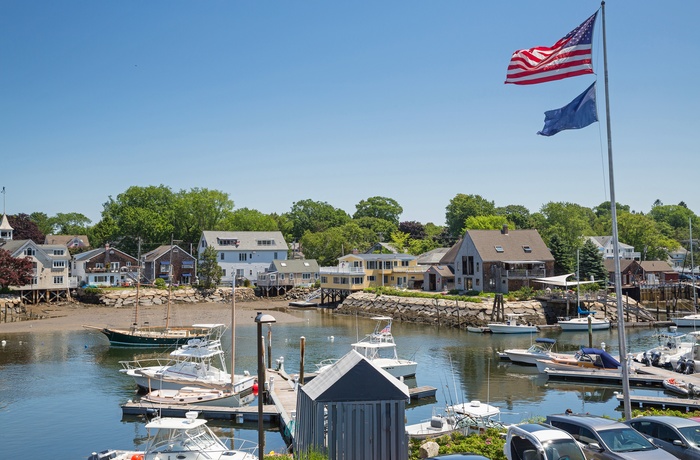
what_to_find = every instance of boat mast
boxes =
[231,278,236,386]
[601,0,632,420]
[691,218,697,308]
[133,237,141,330]
[166,233,173,331]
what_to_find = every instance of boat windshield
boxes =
[148,425,227,453]
[542,439,586,460]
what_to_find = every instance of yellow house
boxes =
[320,253,425,292]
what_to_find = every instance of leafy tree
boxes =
[463,215,509,230]
[101,185,176,255]
[578,239,607,286]
[353,216,398,241]
[353,196,403,225]
[399,221,426,240]
[0,249,33,289]
[445,194,495,237]
[389,231,411,253]
[648,204,697,241]
[8,214,44,243]
[221,207,278,232]
[407,237,440,256]
[617,212,679,261]
[197,246,223,289]
[173,188,234,246]
[495,204,532,229]
[29,212,54,236]
[592,201,632,218]
[87,215,118,249]
[537,202,595,251]
[285,199,351,240]
[51,212,92,234]
[548,233,575,275]
[299,222,373,266]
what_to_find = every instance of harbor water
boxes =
[0,308,679,458]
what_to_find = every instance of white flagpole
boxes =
[601,0,632,420]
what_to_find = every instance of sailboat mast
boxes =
[231,280,236,386]
[601,0,632,420]
[134,237,141,329]
[166,234,173,331]
[691,218,697,307]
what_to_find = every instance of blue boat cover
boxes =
[535,338,556,344]
[580,347,620,368]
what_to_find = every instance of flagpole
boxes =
[601,0,632,420]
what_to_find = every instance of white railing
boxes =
[320,266,366,275]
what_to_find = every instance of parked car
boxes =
[626,415,700,460]
[505,423,587,460]
[545,413,678,460]
[427,455,490,460]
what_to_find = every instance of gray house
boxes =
[257,259,320,295]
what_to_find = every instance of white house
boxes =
[586,236,640,260]
[198,231,288,284]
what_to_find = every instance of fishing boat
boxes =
[535,347,620,373]
[120,324,255,395]
[316,316,417,378]
[488,314,538,334]
[87,411,258,460]
[502,338,572,366]
[447,400,507,431]
[633,330,698,370]
[467,325,492,333]
[405,406,476,439]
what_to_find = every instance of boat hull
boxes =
[674,315,700,327]
[99,327,207,347]
[488,324,538,334]
[558,319,611,331]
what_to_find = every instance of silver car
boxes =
[626,415,700,460]
[545,413,678,460]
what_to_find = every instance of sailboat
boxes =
[85,237,211,347]
[137,282,256,407]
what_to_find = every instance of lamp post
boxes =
[255,311,276,456]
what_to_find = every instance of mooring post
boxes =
[299,336,306,385]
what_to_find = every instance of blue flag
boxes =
[537,82,598,136]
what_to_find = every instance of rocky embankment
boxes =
[334,291,649,328]
[78,286,260,307]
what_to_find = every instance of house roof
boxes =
[44,234,90,247]
[587,236,634,250]
[0,239,32,256]
[365,242,398,254]
[466,229,553,263]
[0,239,70,260]
[415,247,451,265]
[143,245,193,262]
[339,253,415,262]
[270,259,319,273]
[639,260,674,273]
[427,265,455,278]
[301,350,409,402]
[439,238,462,265]
[201,231,287,251]
[74,246,137,261]
[603,258,638,273]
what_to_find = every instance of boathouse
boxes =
[294,350,410,460]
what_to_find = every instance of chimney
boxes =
[502,224,509,235]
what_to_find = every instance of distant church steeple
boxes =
[0,187,13,241]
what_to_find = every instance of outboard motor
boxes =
[676,357,687,374]
[650,351,661,367]
[686,359,696,375]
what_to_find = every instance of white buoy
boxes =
[1,340,6,346]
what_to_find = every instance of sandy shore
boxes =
[0,299,304,334]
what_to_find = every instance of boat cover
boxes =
[580,347,620,368]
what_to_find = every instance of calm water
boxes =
[0,309,674,459]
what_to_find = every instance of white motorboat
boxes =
[447,400,507,432]
[633,330,698,370]
[674,314,700,327]
[141,386,256,407]
[557,314,611,331]
[535,347,621,373]
[87,411,258,460]
[317,316,417,378]
[405,406,476,439]
[488,314,538,334]
[503,338,572,366]
[120,324,255,394]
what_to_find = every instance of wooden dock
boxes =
[616,393,700,411]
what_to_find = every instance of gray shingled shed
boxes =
[294,350,410,460]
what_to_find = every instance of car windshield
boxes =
[543,439,586,460]
[678,425,700,448]
[597,428,656,453]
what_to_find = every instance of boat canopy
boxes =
[533,273,599,287]
[535,338,556,344]
[581,347,620,368]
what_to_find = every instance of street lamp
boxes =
[255,311,276,456]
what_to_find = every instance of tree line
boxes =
[4,186,698,273]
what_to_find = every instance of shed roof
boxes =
[301,350,409,402]
[271,259,319,273]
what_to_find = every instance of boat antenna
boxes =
[449,353,460,407]
[487,357,491,406]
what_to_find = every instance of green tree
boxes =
[548,233,575,275]
[285,199,351,240]
[353,196,403,225]
[0,249,33,290]
[399,221,426,240]
[299,222,374,266]
[29,212,54,236]
[222,208,279,232]
[407,237,440,256]
[617,212,679,261]
[389,231,411,253]
[578,239,607,286]
[463,215,509,230]
[87,215,118,249]
[197,245,223,289]
[353,216,398,242]
[495,204,532,229]
[445,194,495,237]
[173,188,234,247]
[648,204,698,241]
[537,202,595,250]
[51,212,92,234]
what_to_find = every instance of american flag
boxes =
[505,12,597,85]
[380,324,391,334]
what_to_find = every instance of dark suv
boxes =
[545,413,678,460]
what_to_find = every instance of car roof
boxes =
[547,413,627,430]
[629,415,700,428]
[511,423,576,442]
[427,455,490,460]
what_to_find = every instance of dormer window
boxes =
[495,246,504,253]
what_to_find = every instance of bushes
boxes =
[408,429,506,460]
[364,286,488,303]
[154,278,167,289]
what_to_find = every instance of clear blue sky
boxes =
[1,1,697,227]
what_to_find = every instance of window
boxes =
[160,262,170,273]
[522,245,532,253]
[222,269,227,277]
[95,263,104,269]
[53,249,64,256]
[95,275,108,283]
[303,262,310,267]
[257,239,274,246]
[401,260,410,267]
[53,276,64,284]
[368,275,376,282]
[110,262,119,271]
[280,262,287,267]
[367,261,377,269]
[302,273,311,280]
[182,260,194,268]
[279,274,284,280]
[25,248,35,256]
[239,253,247,261]
[321,276,327,283]
[220,252,225,260]
[352,277,363,284]
[53,260,66,269]
[495,245,504,253]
